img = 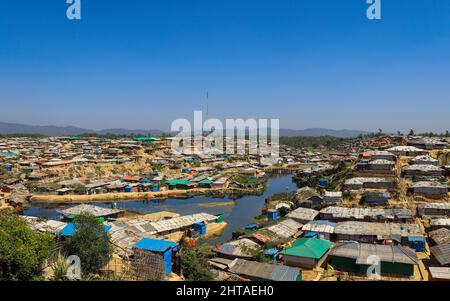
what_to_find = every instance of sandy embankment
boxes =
[29,187,259,203]
[29,188,203,203]
[162,222,228,243]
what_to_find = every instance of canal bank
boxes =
[24,175,297,243]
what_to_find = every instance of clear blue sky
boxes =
[1,0,449,133]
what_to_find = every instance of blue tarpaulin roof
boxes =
[244,224,257,230]
[408,236,426,242]
[304,232,318,238]
[61,223,111,237]
[133,238,178,252]
[263,248,279,255]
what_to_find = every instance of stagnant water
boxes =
[24,175,297,243]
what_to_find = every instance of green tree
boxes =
[180,239,214,281]
[278,206,290,217]
[73,184,86,194]
[0,212,54,280]
[63,213,112,276]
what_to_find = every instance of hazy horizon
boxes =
[0,120,447,135]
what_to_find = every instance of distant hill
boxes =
[0,122,366,138]
[97,128,165,136]
[279,128,367,138]
[0,122,164,136]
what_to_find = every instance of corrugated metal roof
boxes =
[59,204,123,217]
[320,206,413,221]
[266,218,302,239]
[418,203,450,210]
[229,258,300,281]
[429,267,450,280]
[23,216,67,233]
[302,220,336,234]
[334,221,423,238]
[149,213,217,233]
[219,238,259,257]
[286,207,319,221]
[429,228,450,245]
[431,243,450,266]
[329,242,418,265]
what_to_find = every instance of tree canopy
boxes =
[0,212,54,281]
[63,213,112,276]
[280,136,353,149]
[180,239,214,281]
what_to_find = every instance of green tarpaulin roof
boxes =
[165,179,193,185]
[133,137,157,142]
[281,238,333,259]
[199,179,214,184]
[2,152,21,157]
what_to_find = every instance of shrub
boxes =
[63,213,112,276]
[180,239,214,281]
[0,212,54,280]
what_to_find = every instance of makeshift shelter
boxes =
[165,179,196,190]
[334,221,423,246]
[281,237,333,269]
[286,207,319,224]
[410,181,448,197]
[322,191,343,205]
[228,258,301,281]
[23,216,67,235]
[265,218,303,240]
[360,191,390,206]
[59,204,124,220]
[302,220,336,240]
[403,164,445,179]
[429,228,450,246]
[431,243,450,267]
[218,238,259,260]
[417,203,450,217]
[343,177,395,191]
[132,238,179,275]
[429,267,450,281]
[198,179,214,188]
[320,206,413,223]
[327,242,418,277]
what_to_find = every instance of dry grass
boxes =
[30,187,258,203]
[196,201,236,208]
[205,222,228,239]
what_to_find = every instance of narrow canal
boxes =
[24,175,297,243]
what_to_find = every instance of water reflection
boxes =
[24,175,297,243]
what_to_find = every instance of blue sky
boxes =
[0,0,449,133]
